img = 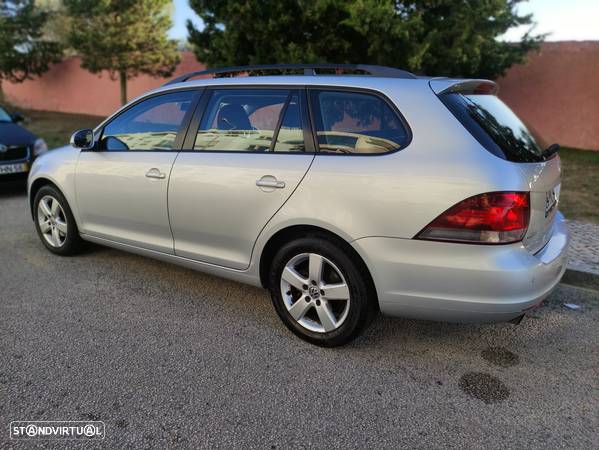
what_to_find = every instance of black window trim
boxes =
[306,85,412,157]
[269,91,293,152]
[89,88,203,153]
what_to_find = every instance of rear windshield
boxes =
[440,93,546,163]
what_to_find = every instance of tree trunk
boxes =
[119,70,127,105]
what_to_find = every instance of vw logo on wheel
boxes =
[0,144,8,153]
[308,285,320,299]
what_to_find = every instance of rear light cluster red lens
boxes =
[472,82,496,95]
[417,192,530,244]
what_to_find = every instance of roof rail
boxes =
[163,63,416,86]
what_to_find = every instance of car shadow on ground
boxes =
[0,180,27,197]
[74,240,585,351]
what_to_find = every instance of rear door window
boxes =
[440,93,547,163]
[309,90,409,154]
[273,94,305,152]
[194,89,307,153]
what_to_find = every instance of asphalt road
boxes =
[1,181,598,449]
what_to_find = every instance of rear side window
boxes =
[310,90,409,154]
[440,93,546,163]
[194,89,306,153]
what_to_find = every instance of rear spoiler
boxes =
[429,78,498,96]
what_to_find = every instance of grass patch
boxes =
[16,109,104,149]
[11,109,599,224]
[558,147,599,224]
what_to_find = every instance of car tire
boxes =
[269,236,377,347]
[33,185,84,256]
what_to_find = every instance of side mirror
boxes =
[70,129,95,150]
[11,113,25,123]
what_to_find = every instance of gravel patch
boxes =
[568,220,599,274]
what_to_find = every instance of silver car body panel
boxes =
[28,74,570,323]
[28,145,80,222]
[168,152,314,269]
[429,78,498,95]
[75,151,178,253]
[352,212,569,322]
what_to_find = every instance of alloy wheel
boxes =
[280,253,351,333]
[37,195,68,248]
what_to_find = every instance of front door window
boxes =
[100,91,195,151]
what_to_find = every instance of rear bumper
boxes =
[352,212,570,323]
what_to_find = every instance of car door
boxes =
[168,87,315,269]
[76,89,199,253]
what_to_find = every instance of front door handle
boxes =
[256,176,286,189]
[145,168,166,179]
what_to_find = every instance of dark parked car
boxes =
[0,106,47,180]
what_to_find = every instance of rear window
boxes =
[440,93,547,163]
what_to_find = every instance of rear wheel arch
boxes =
[258,225,379,309]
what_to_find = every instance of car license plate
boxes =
[0,163,28,175]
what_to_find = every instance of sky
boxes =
[169,0,203,40]
[169,0,599,42]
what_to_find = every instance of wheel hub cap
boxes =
[308,285,320,299]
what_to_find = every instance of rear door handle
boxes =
[145,168,166,179]
[256,176,285,189]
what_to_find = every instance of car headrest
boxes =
[217,104,251,130]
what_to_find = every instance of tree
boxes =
[0,0,63,83]
[36,0,74,53]
[65,0,180,105]
[187,0,543,79]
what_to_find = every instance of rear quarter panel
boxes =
[252,79,532,264]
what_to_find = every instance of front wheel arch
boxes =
[32,183,84,255]
[29,178,64,220]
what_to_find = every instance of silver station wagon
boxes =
[28,64,569,346]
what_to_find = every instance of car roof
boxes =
[146,75,436,100]
[163,64,417,85]
[149,63,426,95]
[149,64,473,97]
[95,74,430,133]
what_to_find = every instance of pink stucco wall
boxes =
[3,51,205,117]
[497,41,599,151]
[4,43,599,149]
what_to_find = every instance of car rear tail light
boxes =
[416,192,530,244]
[472,82,496,95]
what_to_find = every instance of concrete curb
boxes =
[562,267,599,291]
